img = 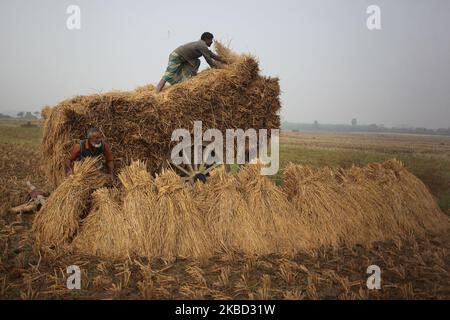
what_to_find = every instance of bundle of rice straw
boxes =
[32,157,107,247]
[236,164,312,253]
[118,160,156,258]
[192,167,269,254]
[151,169,213,260]
[72,188,132,259]
[283,164,378,247]
[350,160,450,234]
[41,42,281,188]
[283,159,450,247]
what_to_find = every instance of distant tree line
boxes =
[0,113,12,119]
[283,119,450,137]
[0,111,41,120]
[16,111,40,119]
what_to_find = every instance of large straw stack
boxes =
[32,157,107,247]
[38,159,449,260]
[283,159,450,247]
[41,42,281,188]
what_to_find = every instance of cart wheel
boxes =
[162,141,230,183]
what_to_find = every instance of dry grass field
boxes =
[1,122,449,299]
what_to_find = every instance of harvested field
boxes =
[1,217,450,300]
[0,143,49,216]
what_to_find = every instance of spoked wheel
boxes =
[162,141,229,183]
[160,137,267,183]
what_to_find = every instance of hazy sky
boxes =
[1,0,449,128]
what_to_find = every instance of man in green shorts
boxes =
[156,32,228,93]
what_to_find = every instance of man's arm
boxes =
[103,143,114,178]
[209,51,228,64]
[66,144,81,175]
[199,46,218,68]
[66,159,73,175]
[204,53,218,68]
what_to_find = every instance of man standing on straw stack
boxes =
[66,128,115,182]
[156,32,228,92]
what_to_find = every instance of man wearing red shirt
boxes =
[66,128,114,181]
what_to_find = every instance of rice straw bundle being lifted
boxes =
[283,159,450,247]
[118,160,156,258]
[151,169,213,260]
[193,166,269,254]
[236,164,312,254]
[32,157,107,247]
[214,41,242,64]
[41,42,281,188]
[72,188,132,259]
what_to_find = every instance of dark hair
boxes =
[201,32,214,41]
[87,127,101,139]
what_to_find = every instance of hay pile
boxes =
[32,157,107,247]
[283,159,450,247]
[73,161,213,260]
[41,42,281,188]
[34,159,450,259]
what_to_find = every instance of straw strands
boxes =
[236,164,312,253]
[151,170,213,260]
[32,157,107,247]
[34,159,450,260]
[193,167,269,254]
[72,187,131,259]
[283,159,450,247]
[73,161,214,260]
[118,160,156,258]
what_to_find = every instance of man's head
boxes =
[86,127,103,148]
[201,32,214,47]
